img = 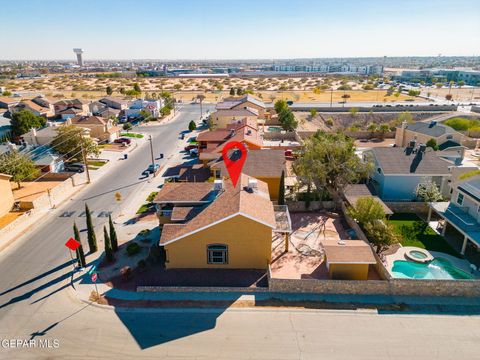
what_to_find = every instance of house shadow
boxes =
[113,304,234,349]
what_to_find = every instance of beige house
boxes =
[67,115,120,142]
[54,99,90,118]
[395,120,466,150]
[13,97,55,117]
[0,173,14,217]
[210,108,258,129]
[216,94,266,118]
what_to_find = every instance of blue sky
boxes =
[1,0,479,60]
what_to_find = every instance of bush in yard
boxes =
[364,220,399,254]
[126,242,140,256]
[347,196,385,226]
[188,120,197,131]
[123,123,132,131]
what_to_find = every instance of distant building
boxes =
[73,48,84,67]
[396,69,480,85]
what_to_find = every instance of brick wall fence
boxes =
[268,270,480,297]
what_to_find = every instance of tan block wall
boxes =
[328,263,369,280]
[164,215,272,269]
[0,178,14,216]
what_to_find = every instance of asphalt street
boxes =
[1,103,480,359]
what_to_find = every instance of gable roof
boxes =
[210,149,285,178]
[371,147,452,175]
[343,184,393,216]
[213,107,259,117]
[154,182,215,203]
[70,115,106,125]
[158,174,275,245]
[403,121,457,137]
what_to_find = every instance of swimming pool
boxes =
[391,258,475,280]
[267,126,282,132]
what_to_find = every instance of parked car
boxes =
[114,137,132,145]
[64,162,85,173]
[147,163,160,174]
[284,149,293,157]
[184,144,197,151]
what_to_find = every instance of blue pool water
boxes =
[267,126,282,132]
[392,258,474,280]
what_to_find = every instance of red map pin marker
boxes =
[222,141,247,187]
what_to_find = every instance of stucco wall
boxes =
[164,214,272,269]
[328,263,369,280]
[0,178,14,217]
[211,114,257,128]
[285,201,335,212]
[257,176,280,200]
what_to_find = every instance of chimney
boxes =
[247,178,258,191]
[396,120,408,147]
[418,144,426,153]
[213,179,223,191]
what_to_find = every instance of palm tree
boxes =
[196,94,206,118]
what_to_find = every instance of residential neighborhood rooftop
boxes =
[322,239,377,264]
[401,121,458,137]
[371,146,452,175]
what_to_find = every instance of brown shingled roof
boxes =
[210,149,285,178]
[154,182,215,203]
[159,174,275,245]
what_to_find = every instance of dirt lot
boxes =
[12,180,63,202]
[296,111,445,132]
[3,74,420,103]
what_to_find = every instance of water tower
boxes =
[73,48,84,66]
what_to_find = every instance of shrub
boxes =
[123,123,132,131]
[126,242,140,256]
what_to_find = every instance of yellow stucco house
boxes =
[0,173,14,217]
[154,175,279,269]
[209,149,286,200]
[209,107,259,129]
[322,240,377,280]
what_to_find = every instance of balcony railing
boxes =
[273,205,292,233]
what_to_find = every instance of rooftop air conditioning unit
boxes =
[248,178,258,190]
[213,179,223,191]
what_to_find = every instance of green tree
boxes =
[415,179,443,203]
[229,88,235,96]
[0,150,40,188]
[10,110,46,136]
[347,197,385,226]
[278,109,298,131]
[293,131,373,199]
[133,83,141,93]
[123,122,132,131]
[188,120,197,131]
[2,90,12,96]
[364,220,399,254]
[103,225,114,262]
[109,214,118,252]
[458,80,465,88]
[236,88,244,96]
[196,94,206,117]
[367,123,377,137]
[378,123,390,140]
[106,86,113,95]
[51,125,99,161]
[426,138,439,151]
[73,222,86,268]
[119,87,125,95]
[85,203,98,253]
[310,108,317,118]
[278,170,285,205]
[274,99,288,114]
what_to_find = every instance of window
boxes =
[207,244,228,264]
[457,193,464,205]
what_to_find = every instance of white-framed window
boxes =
[207,244,228,265]
[457,193,464,205]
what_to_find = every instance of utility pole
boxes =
[148,135,156,177]
[81,143,91,184]
[330,88,333,108]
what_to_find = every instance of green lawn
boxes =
[136,203,153,214]
[388,213,460,257]
[87,160,107,167]
[122,133,144,138]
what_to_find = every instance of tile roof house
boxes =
[13,97,54,117]
[366,145,453,201]
[215,94,266,118]
[210,107,259,129]
[197,121,263,161]
[209,149,286,200]
[395,120,467,150]
[153,174,287,269]
[54,98,90,118]
[67,115,120,142]
[0,97,20,109]
[99,97,130,110]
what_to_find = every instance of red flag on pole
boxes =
[65,237,81,251]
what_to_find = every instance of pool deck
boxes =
[385,246,480,279]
